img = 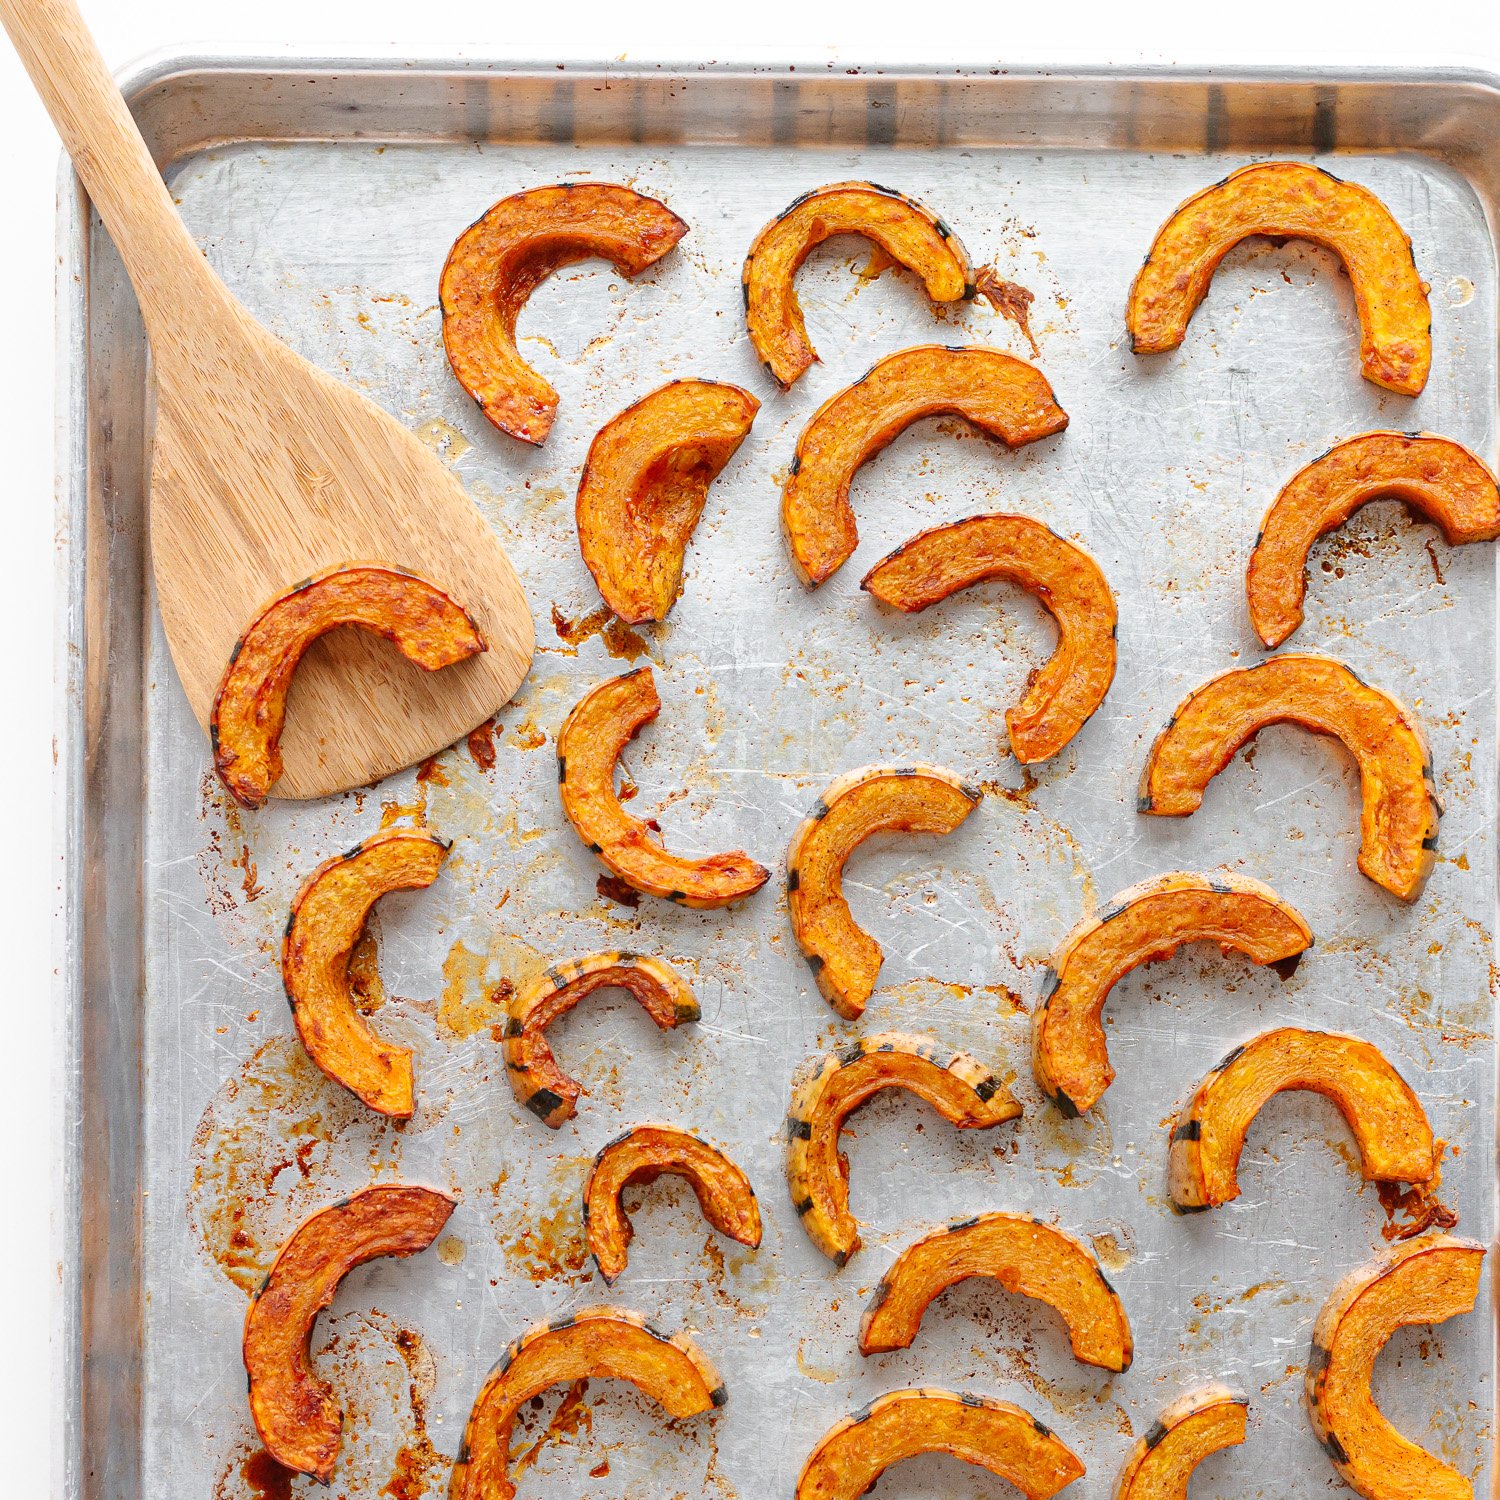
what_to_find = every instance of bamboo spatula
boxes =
[2,0,534,799]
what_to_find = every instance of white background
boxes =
[1,1,1498,1491]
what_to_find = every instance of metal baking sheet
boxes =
[57,59,1500,1499]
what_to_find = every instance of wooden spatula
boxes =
[2,0,534,799]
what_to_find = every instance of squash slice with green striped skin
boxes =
[742,181,975,389]
[1032,872,1312,1119]
[1139,655,1440,902]
[245,1185,455,1482]
[787,1033,1021,1265]
[1127,162,1431,396]
[1169,1027,1435,1211]
[504,953,699,1128]
[1306,1234,1484,1500]
[450,1307,726,1500]
[787,765,981,1020]
[797,1389,1085,1500]
[283,830,449,1118]
[557,667,770,907]
[1114,1385,1248,1500]
[860,1211,1132,1371]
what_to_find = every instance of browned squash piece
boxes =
[583,1122,761,1283]
[860,1211,1132,1371]
[742,181,974,389]
[243,1184,454,1482]
[1139,655,1440,902]
[451,1306,725,1500]
[1127,162,1431,396]
[1306,1234,1484,1500]
[577,380,760,623]
[1114,1385,1248,1500]
[782,345,1069,586]
[557,667,769,907]
[786,1033,1021,1265]
[1032,872,1312,1119]
[211,564,486,809]
[283,830,448,1117]
[862,514,1118,762]
[440,183,688,444]
[503,952,699,1128]
[1247,432,1500,647]
[797,1389,1085,1500]
[1170,1027,1436,1211]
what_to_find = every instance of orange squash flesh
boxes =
[282,830,448,1118]
[450,1307,725,1500]
[1306,1234,1484,1500]
[577,380,759,623]
[862,514,1118,762]
[244,1185,455,1482]
[556,667,770,908]
[583,1123,761,1283]
[1127,162,1431,396]
[742,181,974,389]
[787,764,981,1020]
[1139,655,1440,902]
[440,183,688,444]
[782,345,1069,586]
[1169,1027,1436,1211]
[1247,432,1500,647]
[503,952,699,1128]
[1032,872,1312,1119]
[210,564,486,809]
[786,1033,1021,1265]
[1114,1385,1248,1500]
[861,1211,1132,1371]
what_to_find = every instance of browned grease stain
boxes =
[975,267,1040,356]
[467,721,498,771]
[595,873,642,908]
[380,1324,446,1500]
[1379,1140,1459,1240]
[510,1379,593,1477]
[1090,1231,1131,1273]
[222,802,266,902]
[415,756,449,789]
[550,602,648,660]
[239,1451,293,1500]
[439,934,539,1039]
[503,1158,591,1284]
[198,772,267,913]
[509,718,547,751]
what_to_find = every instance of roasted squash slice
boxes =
[787,764,981,1020]
[742,181,974,389]
[787,1032,1021,1265]
[557,667,770,907]
[577,380,759,623]
[860,1211,1133,1371]
[583,1122,761,1282]
[211,564,486,809]
[1306,1234,1484,1500]
[503,952,699,1128]
[244,1184,455,1482]
[1139,655,1440,902]
[862,514,1118,762]
[283,830,448,1118]
[1032,872,1312,1119]
[797,1388,1085,1500]
[1247,432,1500,647]
[782,345,1069,586]
[1170,1027,1435,1211]
[451,1307,725,1500]
[1114,1385,1248,1500]
[1127,162,1431,396]
[440,183,688,444]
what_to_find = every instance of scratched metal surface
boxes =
[62,62,1499,1500]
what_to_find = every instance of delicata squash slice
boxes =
[450,1307,726,1500]
[1127,161,1431,396]
[1114,1385,1248,1500]
[244,1184,455,1482]
[787,764,981,1020]
[440,183,688,444]
[1247,432,1500,647]
[1139,655,1440,902]
[782,345,1069,586]
[1032,872,1312,1119]
[786,1032,1021,1265]
[1169,1027,1436,1212]
[860,1211,1133,1371]
[211,564,486,809]
[1306,1234,1485,1500]
[557,667,769,907]
[863,514,1118,762]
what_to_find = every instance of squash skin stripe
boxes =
[1113,1385,1248,1500]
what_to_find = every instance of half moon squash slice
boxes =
[1115,1385,1248,1500]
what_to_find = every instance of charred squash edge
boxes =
[1113,1385,1248,1500]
